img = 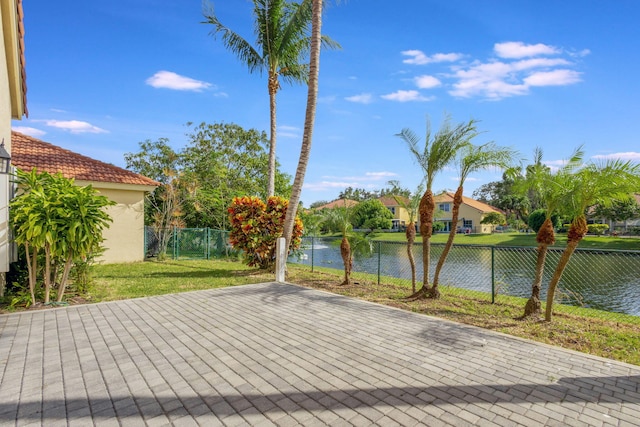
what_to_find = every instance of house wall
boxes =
[0,6,12,274]
[94,187,146,264]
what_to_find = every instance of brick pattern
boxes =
[11,131,158,187]
[0,283,638,426]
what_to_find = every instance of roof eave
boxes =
[2,0,27,119]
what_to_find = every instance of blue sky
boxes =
[13,1,640,207]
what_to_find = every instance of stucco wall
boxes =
[94,187,146,264]
[1,8,12,273]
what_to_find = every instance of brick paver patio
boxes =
[0,282,638,426]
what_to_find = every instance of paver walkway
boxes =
[0,282,638,426]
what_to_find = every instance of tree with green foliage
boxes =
[228,196,303,269]
[480,211,506,226]
[510,147,583,317]
[380,180,412,199]
[203,0,338,197]
[592,197,640,232]
[431,142,516,297]
[338,186,379,201]
[10,170,114,305]
[397,115,479,299]
[544,160,640,322]
[351,199,393,230]
[125,123,292,235]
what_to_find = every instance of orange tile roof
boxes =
[314,198,359,209]
[11,131,159,187]
[378,195,409,207]
[434,192,503,214]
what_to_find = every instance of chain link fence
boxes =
[290,237,640,320]
[144,227,235,260]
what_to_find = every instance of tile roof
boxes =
[11,131,159,187]
[434,192,503,214]
[378,195,409,207]
[314,198,359,209]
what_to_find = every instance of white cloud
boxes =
[592,152,640,162]
[50,108,67,113]
[146,71,213,91]
[448,56,579,99]
[305,171,398,191]
[365,171,397,179]
[381,90,433,102]
[12,126,46,137]
[414,75,441,89]
[494,41,560,58]
[278,125,300,138]
[402,50,463,65]
[524,69,582,86]
[345,93,374,104]
[40,120,108,134]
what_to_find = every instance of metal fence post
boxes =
[377,241,381,285]
[174,226,178,260]
[311,236,315,272]
[206,228,210,260]
[491,246,495,304]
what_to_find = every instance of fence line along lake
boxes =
[290,238,640,317]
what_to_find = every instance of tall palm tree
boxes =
[544,160,640,322]
[282,0,324,251]
[397,115,478,299]
[394,184,424,293]
[431,143,516,297]
[511,147,583,317]
[203,0,338,197]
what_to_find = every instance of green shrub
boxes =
[587,224,609,236]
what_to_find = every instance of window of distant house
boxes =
[463,219,473,228]
[438,203,450,212]
[389,207,395,214]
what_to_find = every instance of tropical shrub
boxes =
[228,196,303,269]
[10,169,115,305]
[587,224,609,236]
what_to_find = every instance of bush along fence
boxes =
[144,227,234,260]
[289,237,640,320]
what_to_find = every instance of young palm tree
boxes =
[321,203,355,285]
[203,0,339,197]
[397,115,478,299]
[431,143,516,297]
[394,183,424,293]
[544,160,640,322]
[511,147,583,317]
[282,0,324,251]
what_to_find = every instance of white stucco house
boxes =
[1,0,27,293]
[11,131,158,264]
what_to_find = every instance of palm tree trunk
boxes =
[523,243,547,317]
[340,236,351,285]
[406,222,416,293]
[407,190,434,299]
[431,187,464,298]
[282,0,322,250]
[523,218,556,317]
[545,217,587,322]
[267,73,278,198]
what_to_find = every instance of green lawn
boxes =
[371,231,640,250]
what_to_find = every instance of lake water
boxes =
[290,238,640,317]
